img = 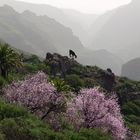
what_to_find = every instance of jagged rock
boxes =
[45,53,79,77]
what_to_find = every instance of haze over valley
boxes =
[0,0,140,78]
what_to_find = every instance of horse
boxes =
[69,50,77,59]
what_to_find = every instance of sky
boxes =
[17,0,131,14]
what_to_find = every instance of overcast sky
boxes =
[17,0,131,14]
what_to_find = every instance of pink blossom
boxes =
[67,88,127,140]
[4,72,66,120]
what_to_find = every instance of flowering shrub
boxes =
[4,72,127,139]
[4,72,66,120]
[67,88,127,140]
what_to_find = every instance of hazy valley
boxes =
[0,1,124,75]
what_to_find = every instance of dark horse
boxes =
[69,49,77,59]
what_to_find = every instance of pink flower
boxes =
[67,88,127,140]
[4,72,66,120]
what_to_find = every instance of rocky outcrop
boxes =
[45,53,79,77]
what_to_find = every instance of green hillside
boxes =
[0,44,140,139]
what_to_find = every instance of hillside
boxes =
[0,44,140,139]
[122,57,140,81]
[90,0,140,62]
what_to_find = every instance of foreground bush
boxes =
[67,88,127,140]
[122,100,140,135]
[0,100,48,140]
[65,74,84,93]
[0,100,113,140]
[4,72,66,120]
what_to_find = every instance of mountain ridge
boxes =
[0,5,123,75]
[89,0,140,62]
[122,57,140,81]
[0,0,98,46]
[0,5,83,56]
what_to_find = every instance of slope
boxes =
[0,0,98,46]
[0,5,83,57]
[122,57,140,81]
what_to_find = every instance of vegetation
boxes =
[0,44,140,139]
[4,72,66,121]
[51,78,71,93]
[67,88,126,140]
[0,43,22,79]
[4,72,123,139]
[65,74,84,93]
[0,100,114,140]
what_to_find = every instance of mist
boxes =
[0,0,139,77]
[16,0,131,14]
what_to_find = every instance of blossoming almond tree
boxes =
[4,72,66,120]
[67,88,127,140]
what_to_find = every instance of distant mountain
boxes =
[78,49,123,75]
[62,9,98,46]
[122,58,140,81]
[0,5,84,57]
[0,0,98,46]
[90,0,140,62]
[86,10,116,48]
[62,9,98,30]
[0,5,123,75]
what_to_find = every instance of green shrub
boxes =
[0,133,5,140]
[23,55,41,65]
[122,101,140,116]
[78,129,113,140]
[0,101,28,120]
[0,76,6,88]
[122,100,140,134]
[23,63,50,74]
[0,100,113,140]
[64,129,113,140]
[115,78,140,105]
[126,122,140,135]
[83,78,99,88]
[6,74,14,84]
[0,100,50,140]
[52,78,71,93]
[65,74,84,93]
[24,64,39,73]
[122,100,140,124]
